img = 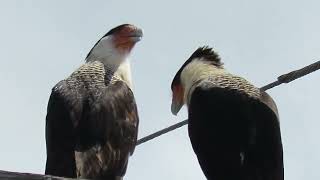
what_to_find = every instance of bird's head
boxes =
[86,24,143,64]
[106,24,143,53]
[171,46,223,115]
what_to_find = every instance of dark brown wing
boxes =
[259,90,279,120]
[92,80,139,155]
[245,90,284,180]
[75,80,139,178]
[45,78,139,179]
[45,81,77,178]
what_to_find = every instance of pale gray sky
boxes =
[0,1,319,179]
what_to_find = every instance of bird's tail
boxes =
[75,143,129,179]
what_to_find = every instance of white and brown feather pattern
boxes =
[66,61,124,91]
[188,73,261,105]
[180,59,260,106]
[67,61,105,89]
[198,74,260,98]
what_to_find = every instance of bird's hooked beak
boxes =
[113,25,143,52]
[128,28,143,42]
[171,84,184,115]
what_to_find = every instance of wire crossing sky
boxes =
[0,1,319,180]
[136,60,320,146]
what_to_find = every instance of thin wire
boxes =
[136,60,320,146]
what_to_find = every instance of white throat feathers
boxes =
[113,59,133,88]
[85,35,133,89]
[86,36,130,65]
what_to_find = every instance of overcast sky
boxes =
[0,1,319,179]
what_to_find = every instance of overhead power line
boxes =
[136,60,320,146]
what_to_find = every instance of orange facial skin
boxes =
[173,84,184,104]
[113,25,142,53]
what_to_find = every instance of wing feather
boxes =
[45,81,77,177]
[75,80,139,178]
[246,90,284,180]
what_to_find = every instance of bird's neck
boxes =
[180,59,227,105]
[86,44,133,89]
[85,36,130,68]
[95,57,133,89]
[113,59,133,89]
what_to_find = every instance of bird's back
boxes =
[187,75,283,180]
[46,61,139,179]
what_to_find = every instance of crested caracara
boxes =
[171,46,283,180]
[45,24,142,180]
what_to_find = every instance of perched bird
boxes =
[45,24,142,180]
[171,46,283,180]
